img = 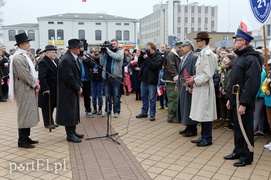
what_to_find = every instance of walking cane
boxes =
[48,93,52,132]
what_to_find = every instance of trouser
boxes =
[166,83,177,121]
[2,77,8,98]
[18,128,31,144]
[201,122,212,142]
[266,106,271,130]
[253,97,265,132]
[232,107,254,163]
[187,124,197,133]
[65,126,76,137]
[42,108,55,127]
[82,81,91,112]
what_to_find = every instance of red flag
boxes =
[82,0,86,2]
[157,87,163,96]
[183,68,191,80]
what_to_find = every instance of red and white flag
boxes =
[157,87,163,96]
[239,17,252,32]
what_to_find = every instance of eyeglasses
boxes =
[195,39,203,42]
[118,47,123,49]
[233,38,244,42]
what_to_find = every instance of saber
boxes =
[232,84,254,152]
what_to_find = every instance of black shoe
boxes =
[183,131,197,137]
[150,116,155,121]
[74,132,84,139]
[27,138,39,144]
[233,160,251,167]
[67,135,81,143]
[45,125,55,129]
[53,124,59,127]
[223,153,240,160]
[197,139,212,147]
[18,143,35,148]
[136,114,148,118]
[191,138,202,143]
[0,98,7,102]
[179,128,189,135]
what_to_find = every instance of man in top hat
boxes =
[9,32,40,148]
[176,40,198,137]
[223,29,261,167]
[162,41,182,123]
[186,31,218,146]
[56,39,84,143]
[38,45,59,129]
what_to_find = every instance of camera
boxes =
[100,41,112,52]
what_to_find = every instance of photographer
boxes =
[78,46,94,118]
[136,42,163,121]
[100,39,124,118]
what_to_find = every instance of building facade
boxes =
[139,2,218,48]
[2,13,138,55]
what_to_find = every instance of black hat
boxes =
[43,45,57,52]
[67,39,83,48]
[194,31,211,40]
[14,32,32,46]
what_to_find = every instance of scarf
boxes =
[9,48,36,101]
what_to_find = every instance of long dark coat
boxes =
[38,56,58,109]
[56,50,82,126]
[176,51,197,125]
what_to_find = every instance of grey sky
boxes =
[0,0,263,32]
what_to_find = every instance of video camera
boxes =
[100,40,112,52]
[80,39,88,51]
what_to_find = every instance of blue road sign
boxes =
[250,0,271,24]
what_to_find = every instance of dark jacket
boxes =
[227,46,261,108]
[138,51,163,85]
[0,57,9,78]
[163,49,181,81]
[56,50,82,126]
[80,56,93,81]
[38,56,58,109]
[91,57,103,82]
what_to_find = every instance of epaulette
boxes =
[204,49,213,56]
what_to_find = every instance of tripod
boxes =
[86,95,120,145]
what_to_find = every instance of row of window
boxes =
[8,29,131,42]
[9,30,35,41]
[48,21,130,26]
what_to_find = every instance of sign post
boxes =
[250,0,271,75]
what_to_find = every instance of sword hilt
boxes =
[232,84,240,95]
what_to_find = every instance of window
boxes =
[30,48,35,56]
[124,30,129,41]
[124,23,129,26]
[57,29,64,40]
[78,30,85,39]
[116,23,121,26]
[8,30,16,41]
[95,23,101,25]
[28,30,35,41]
[78,22,84,25]
[48,29,55,40]
[116,30,122,40]
[57,22,63,24]
[18,30,25,34]
[95,30,102,41]
[48,22,54,24]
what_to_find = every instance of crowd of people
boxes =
[1,29,271,167]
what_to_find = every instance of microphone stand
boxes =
[85,52,123,145]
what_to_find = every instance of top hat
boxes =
[194,31,211,39]
[14,32,32,46]
[181,39,194,51]
[233,28,254,42]
[67,39,83,48]
[43,45,57,52]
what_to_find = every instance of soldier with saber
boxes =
[223,29,261,167]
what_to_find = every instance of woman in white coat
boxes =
[187,32,218,147]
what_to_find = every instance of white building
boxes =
[139,2,218,48]
[2,13,138,55]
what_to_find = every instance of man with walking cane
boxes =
[38,45,59,130]
[224,29,261,167]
